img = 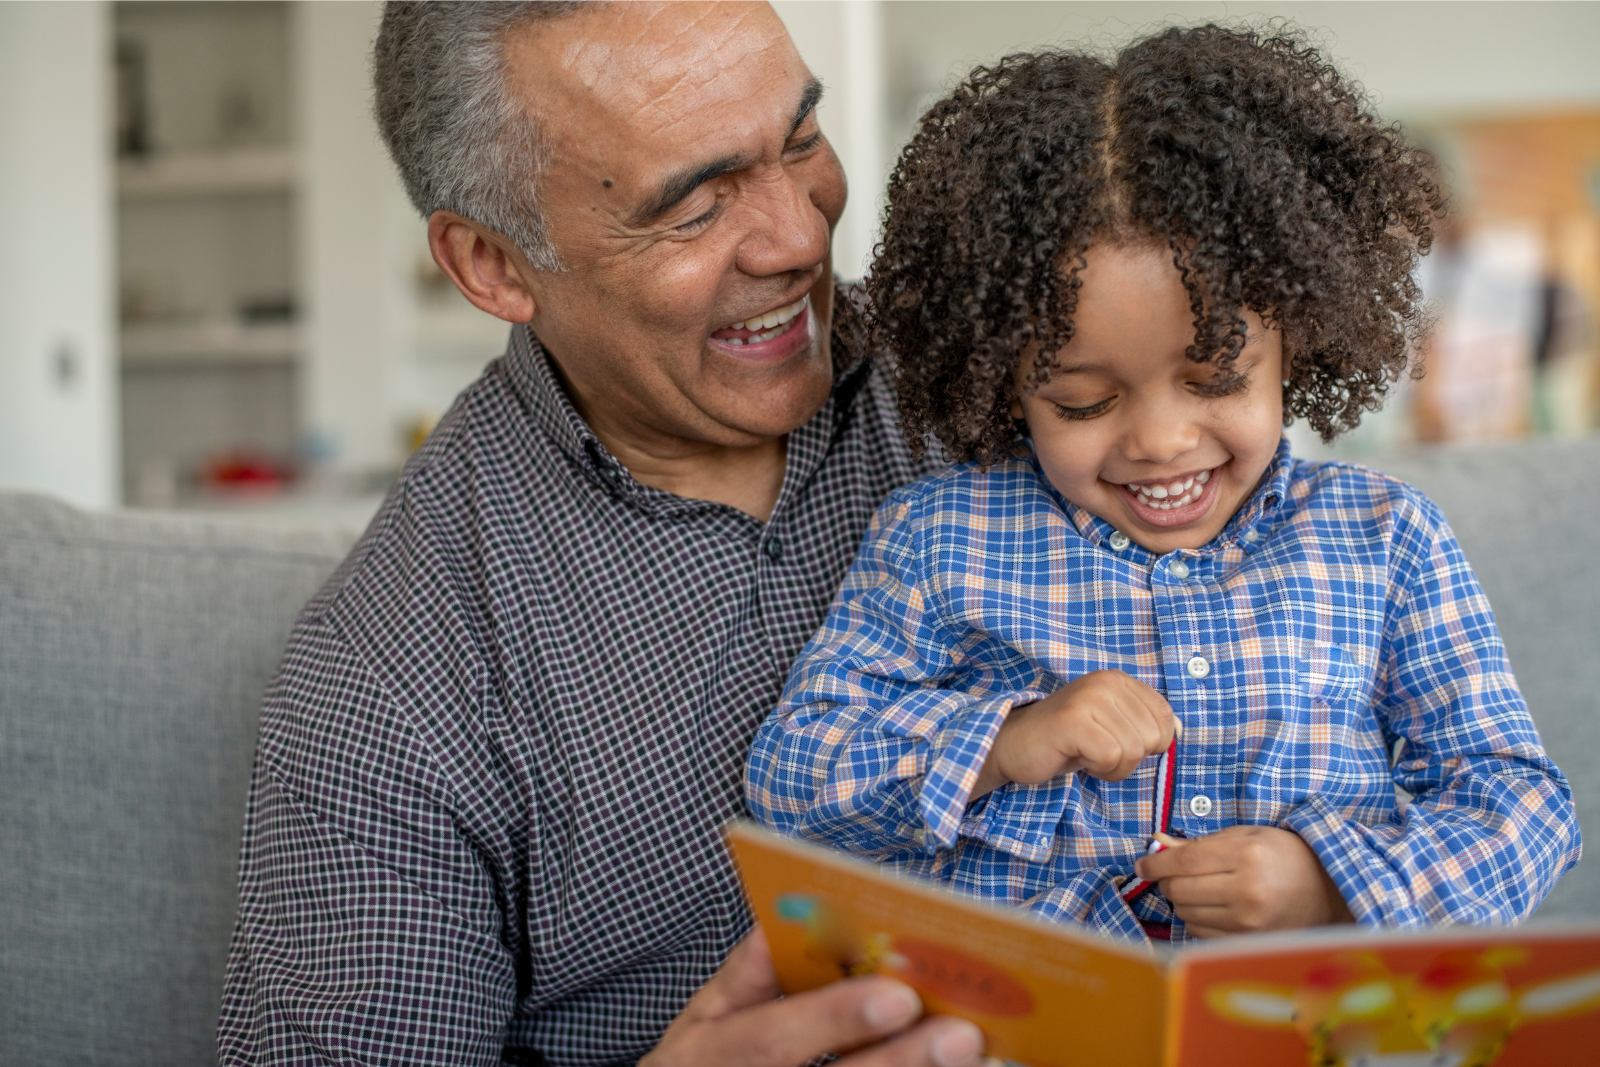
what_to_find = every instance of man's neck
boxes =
[600,426,789,522]
[559,380,788,521]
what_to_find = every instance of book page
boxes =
[727,822,1169,1067]
[1172,926,1600,1067]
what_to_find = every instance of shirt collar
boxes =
[1040,434,1294,555]
[497,287,873,521]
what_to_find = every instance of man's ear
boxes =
[427,210,541,324]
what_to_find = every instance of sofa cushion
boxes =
[0,494,355,1067]
[1367,435,1599,918]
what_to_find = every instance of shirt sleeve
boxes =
[217,614,517,1066]
[1284,502,1582,927]
[744,490,1054,859]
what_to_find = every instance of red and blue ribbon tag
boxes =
[1118,737,1177,905]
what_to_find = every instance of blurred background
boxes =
[1,1,1597,523]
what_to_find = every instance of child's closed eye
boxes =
[1050,398,1113,421]
[1191,367,1253,399]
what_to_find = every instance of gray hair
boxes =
[373,2,587,272]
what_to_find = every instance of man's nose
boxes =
[734,169,831,280]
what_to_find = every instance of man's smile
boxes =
[707,294,813,362]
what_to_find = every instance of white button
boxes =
[1186,655,1210,679]
[1189,794,1213,817]
[911,828,927,846]
[1169,559,1191,579]
[1108,531,1131,551]
[1244,529,1260,543]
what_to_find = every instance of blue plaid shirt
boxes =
[745,438,1580,943]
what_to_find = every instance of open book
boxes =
[726,822,1600,1067]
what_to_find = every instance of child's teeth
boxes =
[1149,485,1168,499]
[1197,470,1210,484]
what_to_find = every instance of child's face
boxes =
[1012,243,1284,554]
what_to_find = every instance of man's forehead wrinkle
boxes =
[552,3,750,112]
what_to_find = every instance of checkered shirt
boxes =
[745,438,1581,944]
[217,297,935,1066]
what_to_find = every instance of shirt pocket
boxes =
[1298,643,1362,708]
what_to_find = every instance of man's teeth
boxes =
[1129,469,1211,510]
[722,296,807,345]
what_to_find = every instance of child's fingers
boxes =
[1135,832,1236,881]
[1176,922,1229,940]
[1153,871,1239,909]
[1072,719,1147,781]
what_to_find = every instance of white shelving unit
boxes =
[117,146,297,199]
[120,320,301,368]
[114,0,302,508]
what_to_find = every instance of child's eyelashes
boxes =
[1193,371,1252,399]
[1050,399,1112,421]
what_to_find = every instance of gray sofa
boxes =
[2,435,1597,1066]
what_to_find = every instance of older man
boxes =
[217,3,980,1066]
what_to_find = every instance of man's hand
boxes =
[641,927,988,1067]
[974,671,1179,798]
[1134,827,1356,938]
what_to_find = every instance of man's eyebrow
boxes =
[628,153,752,228]
[788,77,823,140]
[627,78,825,229]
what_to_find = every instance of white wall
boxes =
[0,1,118,509]
[884,1,1600,151]
[772,1,889,282]
[293,0,413,478]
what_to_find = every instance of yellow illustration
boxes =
[1206,949,1600,1067]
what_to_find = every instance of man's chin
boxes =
[692,370,836,446]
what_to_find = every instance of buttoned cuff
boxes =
[917,689,1047,851]
[958,775,1075,864]
[1282,793,1419,928]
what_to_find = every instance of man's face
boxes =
[507,1,845,449]
[1013,244,1285,554]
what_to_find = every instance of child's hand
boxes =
[973,670,1178,797]
[1134,827,1355,938]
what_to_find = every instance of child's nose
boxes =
[1121,398,1201,464]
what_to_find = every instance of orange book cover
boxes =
[726,822,1600,1067]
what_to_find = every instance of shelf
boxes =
[121,321,300,367]
[413,303,517,360]
[118,146,297,198]
[157,487,388,532]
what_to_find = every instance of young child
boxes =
[744,25,1579,944]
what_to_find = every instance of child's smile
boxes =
[1116,467,1218,528]
[1012,243,1285,554]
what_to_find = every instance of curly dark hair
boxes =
[868,23,1446,464]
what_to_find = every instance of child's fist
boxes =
[974,670,1179,797]
[1133,826,1356,938]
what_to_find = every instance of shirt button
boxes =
[1169,559,1191,579]
[1244,528,1260,543]
[1186,655,1210,680]
[764,538,784,562]
[1108,531,1131,551]
[911,828,927,846]
[1189,794,1214,817]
